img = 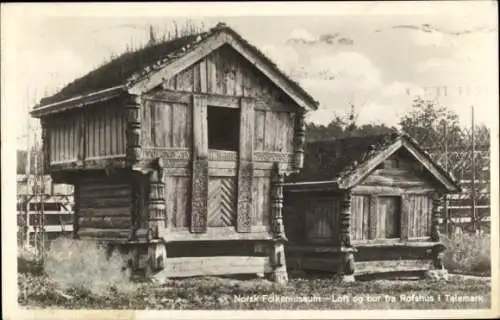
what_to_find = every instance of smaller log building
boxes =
[283,133,460,280]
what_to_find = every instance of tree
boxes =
[399,97,461,149]
[306,104,397,142]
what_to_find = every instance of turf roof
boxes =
[37,23,319,109]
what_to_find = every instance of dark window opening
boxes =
[207,106,240,151]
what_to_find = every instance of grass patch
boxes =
[442,233,491,276]
[17,236,491,310]
[19,272,490,310]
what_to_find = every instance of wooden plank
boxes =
[413,195,419,238]
[172,103,188,148]
[78,216,131,229]
[369,196,377,240]
[264,111,276,151]
[159,102,172,147]
[118,105,125,154]
[163,256,272,278]
[276,112,288,152]
[207,54,217,94]
[78,228,130,239]
[50,122,56,163]
[191,94,208,233]
[177,177,190,229]
[234,63,244,96]
[236,98,254,232]
[400,194,409,240]
[162,227,272,242]
[214,50,226,95]
[254,110,265,151]
[176,66,194,92]
[199,59,207,93]
[352,240,436,247]
[355,259,432,276]
[79,184,131,193]
[29,225,74,233]
[362,196,370,240]
[78,197,132,208]
[99,109,106,157]
[78,206,131,217]
[143,90,292,111]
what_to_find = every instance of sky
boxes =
[2,2,498,149]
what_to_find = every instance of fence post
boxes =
[471,106,477,233]
[443,122,449,236]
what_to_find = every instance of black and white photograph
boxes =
[1,2,498,319]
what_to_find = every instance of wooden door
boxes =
[378,196,401,239]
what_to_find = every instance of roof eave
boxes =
[30,85,126,118]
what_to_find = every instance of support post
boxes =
[337,191,355,282]
[270,162,288,283]
[148,158,166,240]
[293,111,306,171]
[431,192,443,242]
[126,94,142,167]
[271,162,287,241]
[339,191,352,248]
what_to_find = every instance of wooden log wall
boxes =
[350,195,371,240]
[49,111,80,163]
[47,100,127,165]
[76,175,132,240]
[304,197,341,244]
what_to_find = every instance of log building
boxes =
[30,22,318,282]
[283,133,460,280]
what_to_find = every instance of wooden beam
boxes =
[77,227,131,239]
[352,240,438,248]
[191,94,208,233]
[236,98,254,232]
[48,156,127,171]
[355,259,432,276]
[159,256,272,278]
[162,227,272,242]
[143,90,293,111]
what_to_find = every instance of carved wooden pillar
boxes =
[271,162,287,240]
[148,158,166,240]
[270,162,288,283]
[337,191,355,281]
[293,111,306,171]
[126,94,142,167]
[339,191,352,247]
[431,192,443,242]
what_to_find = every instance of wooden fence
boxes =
[410,123,491,235]
[17,174,74,252]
